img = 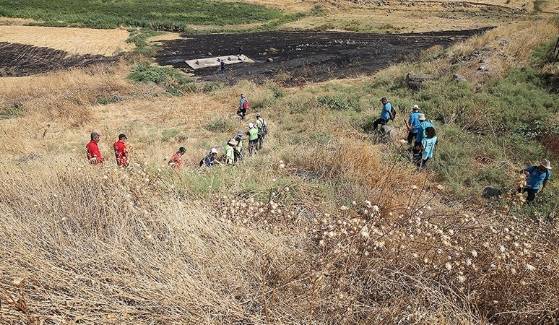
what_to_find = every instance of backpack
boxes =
[389,104,397,121]
[242,100,250,110]
[259,119,268,135]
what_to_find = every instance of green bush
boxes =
[0,102,24,119]
[127,29,161,56]
[96,95,122,105]
[128,64,195,95]
[205,117,235,133]
[318,95,360,111]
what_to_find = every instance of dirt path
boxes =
[156,29,488,85]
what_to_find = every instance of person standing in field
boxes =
[517,159,552,203]
[247,123,259,156]
[406,105,422,145]
[225,139,236,165]
[113,133,129,167]
[419,126,437,169]
[168,147,186,169]
[238,94,249,120]
[256,113,267,150]
[86,132,103,165]
[234,133,244,163]
[372,97,395,130]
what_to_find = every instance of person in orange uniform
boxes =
[168,147,186,169]
[86,132,103,165]
[113,133,129,167]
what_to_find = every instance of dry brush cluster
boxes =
[0,162,311,324]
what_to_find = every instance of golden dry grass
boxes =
[0,25,132,56]
[0,17,35,25]
[448,19,559,82]
[281,0,533,33]
[233,0,318,11]
[1,15,558,324]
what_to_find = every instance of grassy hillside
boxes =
[0,0,284,30]
[0,12,558,325]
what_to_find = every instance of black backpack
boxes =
[389,104,397,121]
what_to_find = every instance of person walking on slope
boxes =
[200,147,220,167]
[113,133,129,167]
[419,127,437,169]
[415,113,434,145]
[256,113,268,150]
[168,147,186,169]
[247,123,259,156]
[517,159,552,203]
[233,133,244,163]
[238,94,249,120]
[406,105,422,145]
[86,132,103,165]
[372,97,395,131]
[225,139,237,165]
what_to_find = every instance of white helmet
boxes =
[412,104,420,111]
[249,123,254,128]
[210,147,218,154]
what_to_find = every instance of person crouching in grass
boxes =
[518,159,552,203]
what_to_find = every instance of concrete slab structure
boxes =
[185,54,254,70]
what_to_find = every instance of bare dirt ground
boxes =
[156,29,487,84]
[0,42,118,77]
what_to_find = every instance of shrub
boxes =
[128,63,195,95]
[318,95,360,111]
[205,117,235,133]
[0,102,24,119]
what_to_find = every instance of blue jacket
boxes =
[380,102,392,121]
[408,112,421,133]
[416,120,434,143]
[525,166,551,190]
[421,136,437,160]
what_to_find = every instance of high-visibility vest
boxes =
[248,128,259,141]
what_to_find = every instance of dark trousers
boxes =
[518,187,538,202]
[234,149,243,162]
[372,118,387,130]
[248,139,258,155]
[238,109,246,120]
[418,158,430,169]
[407,131,418,145]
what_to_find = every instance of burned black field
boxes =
[0,42,118,77]
[156,29,487,84]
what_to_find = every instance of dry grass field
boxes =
[0,26,131,56]
[0,1,558,323]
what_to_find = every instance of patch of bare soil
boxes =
[156,29,488,85]
[0,42,118,77]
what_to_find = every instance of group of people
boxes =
[373,96,552,203]
[200,111,268,167]
[85,92,551,204]
[85,93,268,170]
[373,97,438,169]
[86,132,129,167]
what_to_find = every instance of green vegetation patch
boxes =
[128,63,195,95]
[0,0,284,31]
[0,102,24,120]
